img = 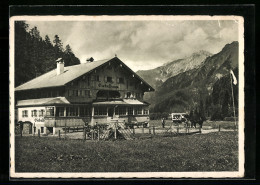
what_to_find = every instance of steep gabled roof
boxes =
[15,57,154,92]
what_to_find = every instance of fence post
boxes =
[177,124,179,134]
[142,124,144,134]
[20,123,23,137]
[153,126,155,135]
[149,127,151,134]
[83,126,86,141]
[65,119,67,139]
[114,122,117,139]
[218,125,221,132]
[58,130,61,139]
[133,126,135,135]
[199,127,201,133]
[33,122,35,136]
[38,129,40,138]
[98,126,100,141]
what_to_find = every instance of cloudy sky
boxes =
[27,19,239,71]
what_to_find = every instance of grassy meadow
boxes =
[15,131,238,172]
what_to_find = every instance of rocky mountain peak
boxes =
[191,50,212,57]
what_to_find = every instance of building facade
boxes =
[15,57,154,135]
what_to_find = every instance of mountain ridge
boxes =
[140,41,239,113]
[136,49,212,89]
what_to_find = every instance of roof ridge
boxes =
[15,57,154,92]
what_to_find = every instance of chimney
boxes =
[86,57,94,63]
[56,58,64,75]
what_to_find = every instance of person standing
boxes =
[162,118,165,128]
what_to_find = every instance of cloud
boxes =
[26,19,239,71]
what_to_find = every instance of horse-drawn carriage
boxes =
[171,112,205,128]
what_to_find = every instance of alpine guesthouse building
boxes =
[15,57,154,135]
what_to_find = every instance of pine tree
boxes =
[53,35,64,59]
[44,35,52,46]
[63,44,80,66]
[65,44,73,54]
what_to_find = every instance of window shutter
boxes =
[117,78,119,83]
[89,90,92,97]
[105,76,107,82]
[31,110,33,117]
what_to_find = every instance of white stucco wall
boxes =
[18,106,47,134]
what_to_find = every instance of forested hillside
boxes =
[15,21,80,87]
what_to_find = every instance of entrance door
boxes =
[108,107,114,117]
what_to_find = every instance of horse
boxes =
[190,117,205,128]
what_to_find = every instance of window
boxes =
[41,127,44,133]
[132,92,136,98]
[67,107,73,117]
[84,90,91,98]
[136,107,143,115]
[128,107,133,115]
[78,90,82,96]
[80,107,90,116]
[66,107,79,117]
[56,107,64,117]
[38,109,45,117]
[22,110,28,117]
[46,107,54,117]
[107,76,112,83]
[31,110,37,117]
[95,75,100,81]
[115,107,126,116]
[126,92,131,98]
[143,108,149,115]
[94,107,107,116]
[69,90,73,96]
[117,77,124,84]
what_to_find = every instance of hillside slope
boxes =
[146,41,239,113]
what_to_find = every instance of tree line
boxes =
[150,68,238,121]
[15,21,81,87]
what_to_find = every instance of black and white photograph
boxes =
[10,14,245,178]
